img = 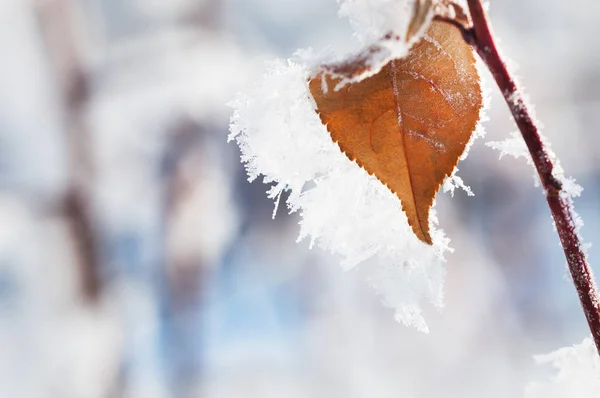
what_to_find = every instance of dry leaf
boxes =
[309,21,481,244]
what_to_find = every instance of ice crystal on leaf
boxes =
[229,53,454,331]
[330,0,433,85]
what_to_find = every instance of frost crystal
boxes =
[332,0,424,84]
[229,54,452,332]
[338,0,414,43]
[525,337,600,398]
[487,125,588,256]
[443,169,474,197]
[227,0,492,331]
[487,131,583,195]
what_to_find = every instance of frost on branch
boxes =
[487,132,588,253]
[228,54,452,332]
[487,133,582,198]
[525,337,600,398]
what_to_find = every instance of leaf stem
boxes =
[463,0,600,354]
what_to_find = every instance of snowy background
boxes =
[0,0,599,397]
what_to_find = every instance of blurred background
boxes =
[0,0,599,397]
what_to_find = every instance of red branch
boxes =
[462,0,600,353]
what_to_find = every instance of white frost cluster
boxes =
[229,52,454,331]
[486,132,586,245]
[336,0,422,82]
[487,130,583,200]
[338,0,414,42]
[227,0,491,331]
[525,337,600,398]
[486,112,581,198]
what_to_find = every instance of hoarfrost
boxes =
[227,0,492,331]
[486,124,589,257]
[330,0,428,85]
[443,169,474,197]
[229,55,451,331]
[525,337,600,398]
[486,132,583,198]
[338,0,414,43]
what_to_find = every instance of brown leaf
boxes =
[309,21,481,245]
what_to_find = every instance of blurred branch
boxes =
[161,119,207,301]
[160,119,209,394]
[160,0,224,303]
[35,0,100,301]
[181,0,222,32]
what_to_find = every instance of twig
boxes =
[453,0,600,354]
[36,0,100,301]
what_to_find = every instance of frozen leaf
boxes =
[229,54,451,331]
[309,21,482,244]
